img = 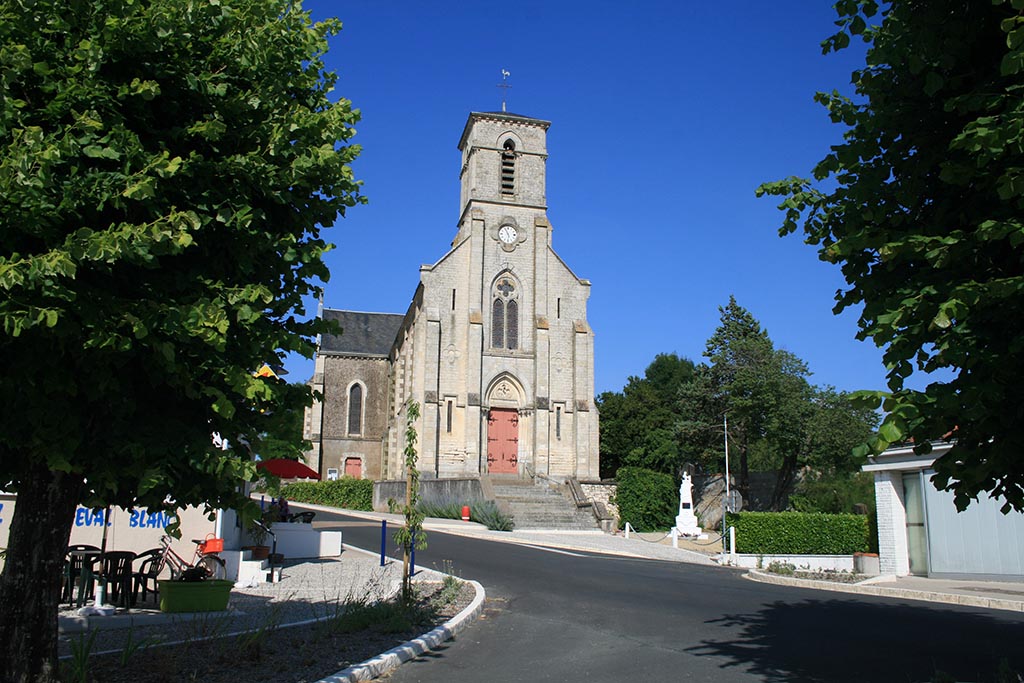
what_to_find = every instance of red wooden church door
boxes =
[344,457,362,479]
[487,409,519,474]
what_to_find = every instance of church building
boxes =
[304,111,599,483]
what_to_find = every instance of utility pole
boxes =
[722,413,730,542]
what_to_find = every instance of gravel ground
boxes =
[58,549,474,683]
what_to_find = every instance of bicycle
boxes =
[156,534,227,581]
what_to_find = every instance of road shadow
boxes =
[686,596,1024,682]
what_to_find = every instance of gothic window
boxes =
[492,298,504,348]
[348,383,363,435]
[506,299,518,349]
[491,277,519,350]
[500,139,515,196]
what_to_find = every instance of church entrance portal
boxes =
[487,409,519,474]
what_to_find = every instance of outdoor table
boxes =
[67,549,101,608]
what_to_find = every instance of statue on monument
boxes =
[674,468,703,537]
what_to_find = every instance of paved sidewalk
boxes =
[58,545,486,683]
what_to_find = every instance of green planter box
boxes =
[158,579,233,613]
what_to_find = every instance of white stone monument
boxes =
[674,471,703,537]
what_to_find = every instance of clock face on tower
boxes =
[498,225,518,244]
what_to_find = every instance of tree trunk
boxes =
[0,462,83,683]
[738,440,750,503]
[770,453,798,511]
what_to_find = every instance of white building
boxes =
[865,443,1024,579]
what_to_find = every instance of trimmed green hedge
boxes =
[726,511,869,555]
[613,467,678,532]
[282,477,373,511]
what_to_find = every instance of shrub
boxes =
[726,511,869,555]
[469,501,514,532]
[765,560,796,576]
[613,467,678,532]
[282,477,373,511]
[416,495,514,531]
[789,471,879,553]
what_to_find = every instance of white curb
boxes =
[314,579,487,683]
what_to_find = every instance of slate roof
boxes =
[320,309,404,357]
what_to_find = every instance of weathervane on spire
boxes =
[497,69,511,112]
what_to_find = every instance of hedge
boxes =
[281,477,373,511]
[613,467,678,532]
[726,511,869,555]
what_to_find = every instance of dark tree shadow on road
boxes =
[686,596,1024,682]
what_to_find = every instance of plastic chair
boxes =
[100,551,136,608]
[130,548,163,605]
[64,545,100,606]
[133,554,163,606]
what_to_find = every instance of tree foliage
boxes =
[600,298,876,511]
[596,353,695,478]
[679,298,876,508]
[393,401,427,603]
[253,381,314,463]
[0,1,361,679]
[613,467,678,532]
[757,0,1024,512]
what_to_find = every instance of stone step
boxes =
[491,482,599,531]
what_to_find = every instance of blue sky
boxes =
[284,1,905,397]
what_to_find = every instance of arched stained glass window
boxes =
[348,384,362,435]
[492,298,504,349]
[491,277,519,351]
[506,299,518,350]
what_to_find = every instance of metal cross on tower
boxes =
[497,69,511,112]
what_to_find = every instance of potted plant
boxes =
[242,504,278,561]
[159,568,233,613]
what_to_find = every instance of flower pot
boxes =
[243,545,271,561]
[158,579,233,613]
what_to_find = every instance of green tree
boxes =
[596,353,695,477]
[697,297,783,500]
[757,0,1024,512]
[679,298,877,509]
[253,381,314,463]
[392,401,427,603]
[0,1,361,680]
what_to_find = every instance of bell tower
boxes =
[456,112,551,231]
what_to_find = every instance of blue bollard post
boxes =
[410,531,416,578]
[380,520,387,566]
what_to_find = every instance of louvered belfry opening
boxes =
[500,139,515,196]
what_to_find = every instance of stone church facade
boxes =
[305,111,599,483]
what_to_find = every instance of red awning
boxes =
[256,459,321,480]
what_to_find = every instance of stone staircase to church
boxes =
[490,480,599,530]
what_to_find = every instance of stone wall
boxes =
[579,480,618,521]
[320,355,390,480]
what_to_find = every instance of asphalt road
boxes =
[320,511,1024,683]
